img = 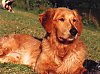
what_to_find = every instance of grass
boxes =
[0,8,46,39]
[0,63,37,74]
[81,19,100,60]
[0,8,100,73]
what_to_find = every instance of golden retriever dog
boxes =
[0,7,87,74]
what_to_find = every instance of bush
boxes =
[14,0,51,13]
[82,18,97,29]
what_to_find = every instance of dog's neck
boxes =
[45,31,78,59]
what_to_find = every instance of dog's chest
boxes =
[41,39,62,66]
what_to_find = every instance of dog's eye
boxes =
[73,19,76,22]
[59,18,65,22]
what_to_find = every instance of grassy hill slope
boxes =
[0,8,46,38]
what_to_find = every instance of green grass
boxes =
[0,8,100,73]
[0,8,46,39]
[81,19,100,60]
[0,63,37,74]
[81,27,100,60]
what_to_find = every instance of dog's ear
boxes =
[72,10,83,36]
[39,13,45,25]
[72,10,82,20]
[39,8,55,33]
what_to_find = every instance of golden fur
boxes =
[0,7,87,74]
[0,34,41,69]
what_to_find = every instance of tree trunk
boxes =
[25,0,30,11]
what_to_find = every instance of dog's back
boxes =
[0,34,41,70]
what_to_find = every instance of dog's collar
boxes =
[44,33,50,39]
[33,33,50,41]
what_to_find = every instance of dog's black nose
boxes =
[70,28,78,36]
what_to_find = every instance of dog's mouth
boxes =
[58,35,77,44]
[58,27,78,44]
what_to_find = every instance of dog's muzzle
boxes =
[57,27,78,43]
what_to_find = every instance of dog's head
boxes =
[39,8,82,43]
